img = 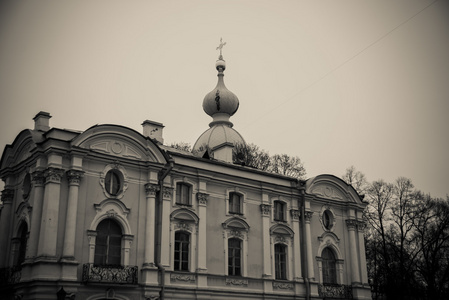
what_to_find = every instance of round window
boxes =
[322,210,333,230]
[105,170,122,196]
[23,173,32,199]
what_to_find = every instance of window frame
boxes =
[274,243,287,280]
[229,192,242,215]
[175,182,192,206]
[94,218,123,266]
[105,169,122,196]
[174,231,191,272]
[322,247,337,284]
[228,238,242,276]
[274,201,286,222]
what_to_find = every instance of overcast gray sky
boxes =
[1,0,448,198]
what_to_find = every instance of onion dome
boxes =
[193,39,246,159]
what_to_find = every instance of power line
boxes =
[242,0,438,130]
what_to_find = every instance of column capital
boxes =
[1,188,14,203]
[356,220,367,231]
[31,170,45,186]
[303,211,313,222]
[66,170,84,185]
[197,192,209,206]
[260,204,271,216]
[290,209,300,221]
[162,187,173,200]
[44,167,64,184]
[144,183,160,197]
[346,219,358,230]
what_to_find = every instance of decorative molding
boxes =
[145,183,160,197]
[162,187,173,200]
[229,229,244,239]
[31,170,45,186]
[290,209,300,220]
[1,188,15,203]
[170,273,196,282]
[357,220,367,231]
[346,219,358,230]
[273,282,294,290]
[319,205,336,232]
[303,211,313,222]
[175,222,192,232]
[260,204,271,216]
[44,167,64,184]
[226,278,248,286]
[274,234,288,245]
[311,184,343,200]
[66,170,84,185]
[196,192,209,206]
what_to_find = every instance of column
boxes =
[260,203,272,278]
[304,211,314,279]
[346,219,361,283]
[160,186,173,267]
[62,170,84,260]
[37,167,64,258]
[144,183,159,267]
[196,192,208,273]
[25,171,45,261]
[0,188,14,267]
[290,209,302,280]
[357,220,368,284]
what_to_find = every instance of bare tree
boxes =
[169,142,192,152]
[342,165,369,195]
[233,143,270,171]
[270,154,306,179]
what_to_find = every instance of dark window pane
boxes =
[275,244,287,279]
[94,219,122,266]
[322,247,337,284]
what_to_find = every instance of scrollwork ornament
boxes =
[357,220,367,231]
[31,170,45,185]
[290,209,300,220]
[1,188,14,203]
[162,187,173,199]
[304,211,313,222]
[145,183,160,196]
[260,204,271,216]
[196,192,209,205]
[67,170,84,185]
[44,167,64,184]
[345,219,358,230]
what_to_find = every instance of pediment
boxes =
[310,184,344,201]
[71,125,167,164]
[0,130,43,170]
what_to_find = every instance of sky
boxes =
[0,0,448,198]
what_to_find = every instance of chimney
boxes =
[142,120,164,144]
[33,111,52,131]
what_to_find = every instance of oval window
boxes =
[322,210,333,230]
[23,173,32,199]
[105,170,121,196]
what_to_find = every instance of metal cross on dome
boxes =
[216,38,226,57]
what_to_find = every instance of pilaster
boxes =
[304,211,314,279]
[161,186,173,267]
[290,209,302,281]
[357,220,368,284]
[0,188,15,267]
[37,167,64,259]
[26,171,45,261]
[346,219,361,284]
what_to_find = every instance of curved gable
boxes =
[71,124,167,164]
[0,130,44,170]
[305,174,362,204]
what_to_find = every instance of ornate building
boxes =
[0,44,371,299]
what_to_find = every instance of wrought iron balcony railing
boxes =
[318,283,353,299]
[82,263,138,284]
[0,265,22,286]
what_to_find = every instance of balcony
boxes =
[82,264,138,284]
[0,265,21,286]
[318,283,353,299]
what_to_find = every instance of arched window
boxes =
[274,243,287,280]
[274,201,286,222]
[174,231,190,271]
[105,170,122,196]
[94,219,122,266]
[228,238,242,276]
[322,247,337,284]
[15,222,28,267]
[176,183,191,206]
[229,192,242,214]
